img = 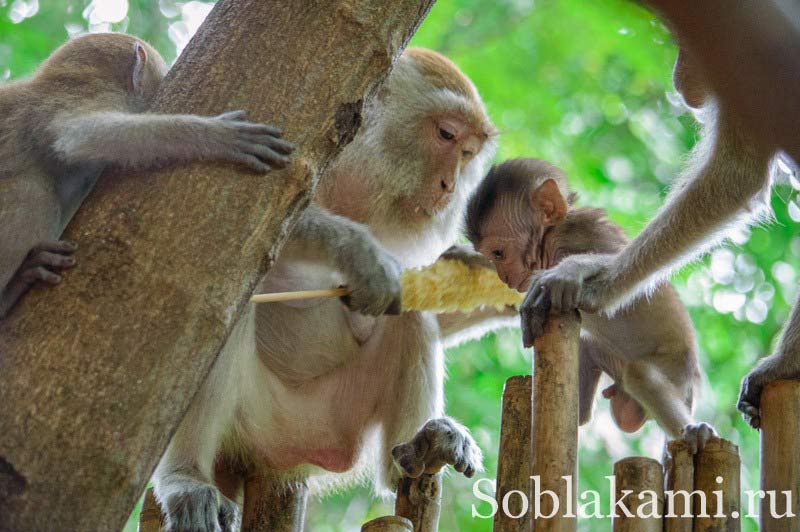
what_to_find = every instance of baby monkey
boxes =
[0,33,294,318]
[465,158,714,451]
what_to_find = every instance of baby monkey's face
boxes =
[476,203,547,293]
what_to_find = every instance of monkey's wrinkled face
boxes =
[402,115,485,219]
[476,201,545,292]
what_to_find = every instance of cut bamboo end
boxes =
[612,457,664,532]
[494,375,533,532]
[138,487,164,532]
[395,473,442,532]
[694,437,740,532]
[531,311,581,531]
[361,515,414,531]
[241,476,308,532]
[760,380,800,531]
[664,440,694,532]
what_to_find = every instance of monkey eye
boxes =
[491,250,505,261]
[439,127,455,141]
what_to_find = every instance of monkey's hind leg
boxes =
[0,174,71,318]
[622,356,714,454]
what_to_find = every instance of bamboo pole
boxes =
[361,516,414,531]
[241,477,308,532]
[664,440,694,532]
[494,375,533,531]
[760,380,800,531]
[138,488,164,532]
[693,437,740,532]
[531,311,580,531]
[612,457,664,532]
[395,473,442,532]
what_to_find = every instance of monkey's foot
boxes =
[391,417,482,479]
[18,240,78,285]
[737,352,800,429]
[162,483,240,532]
[681,422,717,454]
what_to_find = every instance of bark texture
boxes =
[494,375,532,531]
[531,311,580,532]
[664,440,694,532]
[760,380,800,532]
[361,516,414,532]
[693,437,741,532]
[0,1,434,529]
[395,473,442,532]
[241,477,308,532]
[612,457,664,532]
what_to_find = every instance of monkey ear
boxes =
[129,42,148,95]
[530,179,567,226]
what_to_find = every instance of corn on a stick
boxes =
[249,258,523,313]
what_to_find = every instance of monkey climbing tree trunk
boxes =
[531,312,580,531]
[0,1,434,530]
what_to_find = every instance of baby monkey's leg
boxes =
[622,352,715,453]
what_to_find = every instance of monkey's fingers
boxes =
[242,133,295,155]
[28,250,76,271]
[32,240,78,255]
[236,141,291,169]
[20,266,62,285]
[520,289,550,348]
[226,118,283,138]
[227,152,272,173]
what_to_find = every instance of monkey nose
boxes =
[440,179,455,193]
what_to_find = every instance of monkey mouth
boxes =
[515,277,532,292]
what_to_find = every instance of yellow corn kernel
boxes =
[401,258,523,313]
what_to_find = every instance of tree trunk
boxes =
[0,1,434,530]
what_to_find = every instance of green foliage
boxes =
[3,1,797,531]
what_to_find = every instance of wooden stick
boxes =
[693,437,740,532]
[494,375,532,531]
[612,457,664,532]
[138,487,164,532]
[760,380,800,531]
[395,473,442,532]
[663,440,694,532]
[250,287,348,303]
[531,311,580,531]
[361,516,414,531]
[241,476,308,532]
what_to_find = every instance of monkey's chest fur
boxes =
[227,258,440,478]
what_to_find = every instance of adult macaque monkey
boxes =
[153,48,506,531]
[521,46,784,429]
[0,33,293,318]
[466,158,714,450]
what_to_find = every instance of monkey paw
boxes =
[392,417,483,479]
[211,110,295,173]
[340,232,402,316]
[737,352,799,429]
[16,240,78,286]
[681,422,717,454]
[162,484,240,532]
[519,281,550,348]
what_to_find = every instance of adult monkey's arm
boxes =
[647,0,800,161]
